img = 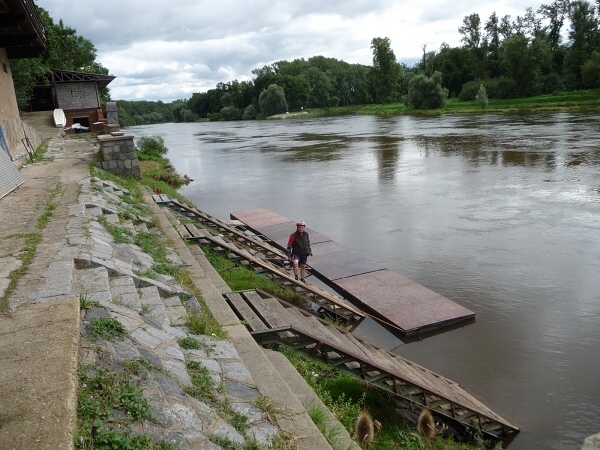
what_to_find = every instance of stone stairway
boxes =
[71,177,345,449]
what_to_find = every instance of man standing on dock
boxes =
[287,221,312,282]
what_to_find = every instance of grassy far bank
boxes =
[271,89,600,118]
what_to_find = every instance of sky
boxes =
[36,0,531,103]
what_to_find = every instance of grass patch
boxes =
[97,215,134,243]
[278,347,489,450]
[76,363,174,449]
[79,292,99,309]
[1,183,61,314]
[201,245,306,307]
[87,317,127,340]
[185,360,217,401]
[0,233,41,314]
[355,89,600,116]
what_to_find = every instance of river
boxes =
[128,113,600,450]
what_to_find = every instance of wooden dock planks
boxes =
[223,290,518,441]
[230,208,475,337]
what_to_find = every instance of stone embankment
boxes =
[0,130,357,449]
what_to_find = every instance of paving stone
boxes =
[163,325,188,339]
[146,326,177,344]
[148,403,176,428]
[187,357,221,374]
[222,361,253,384]
[163,360,192,386]
[208,341,240,360]
[137,346,164,370]
[224,380,259,401]
[162,344,185,361]
[153,372,188,402]
[247,422,280,446]
[230,402,264,424]
[212,422,245,446]
[113,340,141,361]
[130,328,163,349]
[150,432,190,450]
[166,305,188,326]
[171,403,208,440]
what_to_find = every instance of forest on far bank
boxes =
[11,1,600,126]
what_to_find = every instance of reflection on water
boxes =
[128,113,600,450]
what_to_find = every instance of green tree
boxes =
[258,84,288,116]
[563,0,599,89]
[458,13,486,78]
[502,35,541,96]
[476,84,489,108]
[9,58,47,110]
[242,104,258,120]
[10,6,110,110]
[368,37,401,103]
[431,44,473,97]
[538,0,571,72]
[220,106,242,121]
[303,67,333,107]
[407,72,448,109]
[484,12,504,77]
[280,74,310,110]
[581,52,600,87]
[187,88,224,118]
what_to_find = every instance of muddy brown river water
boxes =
[129,113,600,450]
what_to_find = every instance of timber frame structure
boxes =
[0,0,46,59]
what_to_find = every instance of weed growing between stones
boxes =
[79,292,99,309]
[1,183,61,314]
[36,183,61,229]
[97,215,134,243]
[76,363,174,450]
[0,233,41,314]
[87,317,127,340]
[178,336,214,354]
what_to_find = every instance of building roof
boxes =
[0,0,46,58]
[35,69,116,89]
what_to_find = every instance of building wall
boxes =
[56,82,100,110]
[0,47,38,164]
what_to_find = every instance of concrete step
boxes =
[109,275,141,310]
[139,285,169,327]
[77,266,112,303]
[27,259,75,302]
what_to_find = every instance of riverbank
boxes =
[5,117,600,450]
[0,126,342,449]
[267,89,600,119]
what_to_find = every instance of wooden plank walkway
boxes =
[152,196,365,328]
[224,290,519,444]
[230,208,475,338]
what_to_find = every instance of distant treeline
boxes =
[14,4,599,124]
[118,1,600,124]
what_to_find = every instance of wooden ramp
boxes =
[230,208,475,338]
[225,289,519,444]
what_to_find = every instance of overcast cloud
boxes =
[36,0,530,102]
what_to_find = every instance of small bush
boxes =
[136,135,168,157]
